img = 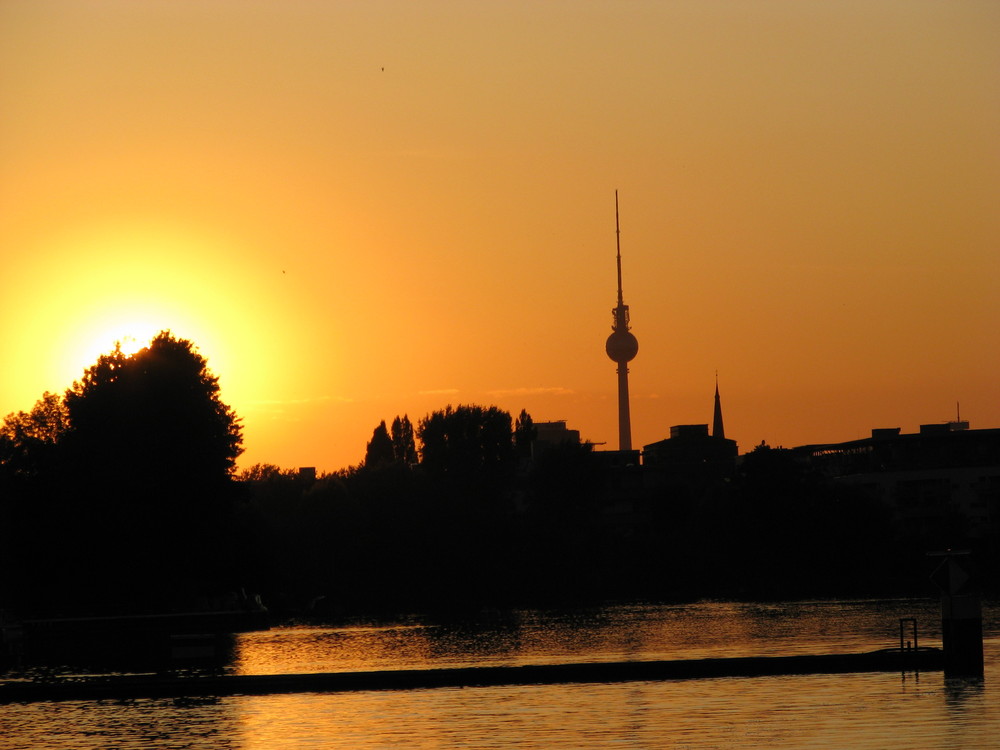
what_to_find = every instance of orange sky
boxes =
[2,1,998,473]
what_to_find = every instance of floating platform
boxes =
[0,648,943,704]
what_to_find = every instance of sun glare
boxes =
[66,317,172,383]
[4,214,320,464]
[88,324,160,360]
[6,225,215,397]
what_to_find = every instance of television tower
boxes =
[605,191,639,451]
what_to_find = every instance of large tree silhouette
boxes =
[417,404,514,479]
[33,331,244,611]
[63,331,242,486]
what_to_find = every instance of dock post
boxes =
[929,550,983,678]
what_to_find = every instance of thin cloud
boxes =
[246,395,353,407]
[418,388,460,396]
[486,386,575,398]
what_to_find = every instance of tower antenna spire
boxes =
[605,189,639,452]
[616,190,624,308]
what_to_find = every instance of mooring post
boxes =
[929,550,984,678]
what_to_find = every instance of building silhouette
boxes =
[642,381,739,485]
[532,421,581,456]
[713,376,725,439]
[797,421,1000,541]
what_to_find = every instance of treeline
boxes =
[0,333,977,620]
[234,433,938,618]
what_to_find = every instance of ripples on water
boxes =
[4,599,1000,749]
[231,598,963,674]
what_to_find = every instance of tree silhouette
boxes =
[391,414,417,465]
[63,332,242,487]
[514,408,536,460]
[417,404,515,478]
[0,391,69,479]
[238,462,290,483]
[0,392,72,610]
[55,331,244,610]
[364,420,395,466]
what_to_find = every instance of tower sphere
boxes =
[606,330,638,363]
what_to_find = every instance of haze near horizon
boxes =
[2,1,997,472]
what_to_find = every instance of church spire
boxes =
[712,375,725,440]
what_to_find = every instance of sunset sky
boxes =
[2,1,998,473]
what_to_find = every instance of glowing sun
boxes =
[80,320,163,364]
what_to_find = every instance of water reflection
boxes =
[229,668,1000,750]
[3,696,241,750]
[231,599,948,676]
[231,623,434,676]
[5,600,1000,750]
[943,675,985,707]
[3,599,951,682]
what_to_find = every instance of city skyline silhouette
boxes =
[1,1,996,475]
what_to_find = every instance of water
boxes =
[4,599,1000,749]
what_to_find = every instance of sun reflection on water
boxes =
[231,599,953,677]
[5,601,1000,749]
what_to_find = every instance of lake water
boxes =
[4,599,1000,749]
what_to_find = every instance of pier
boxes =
[0,648,943,704]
